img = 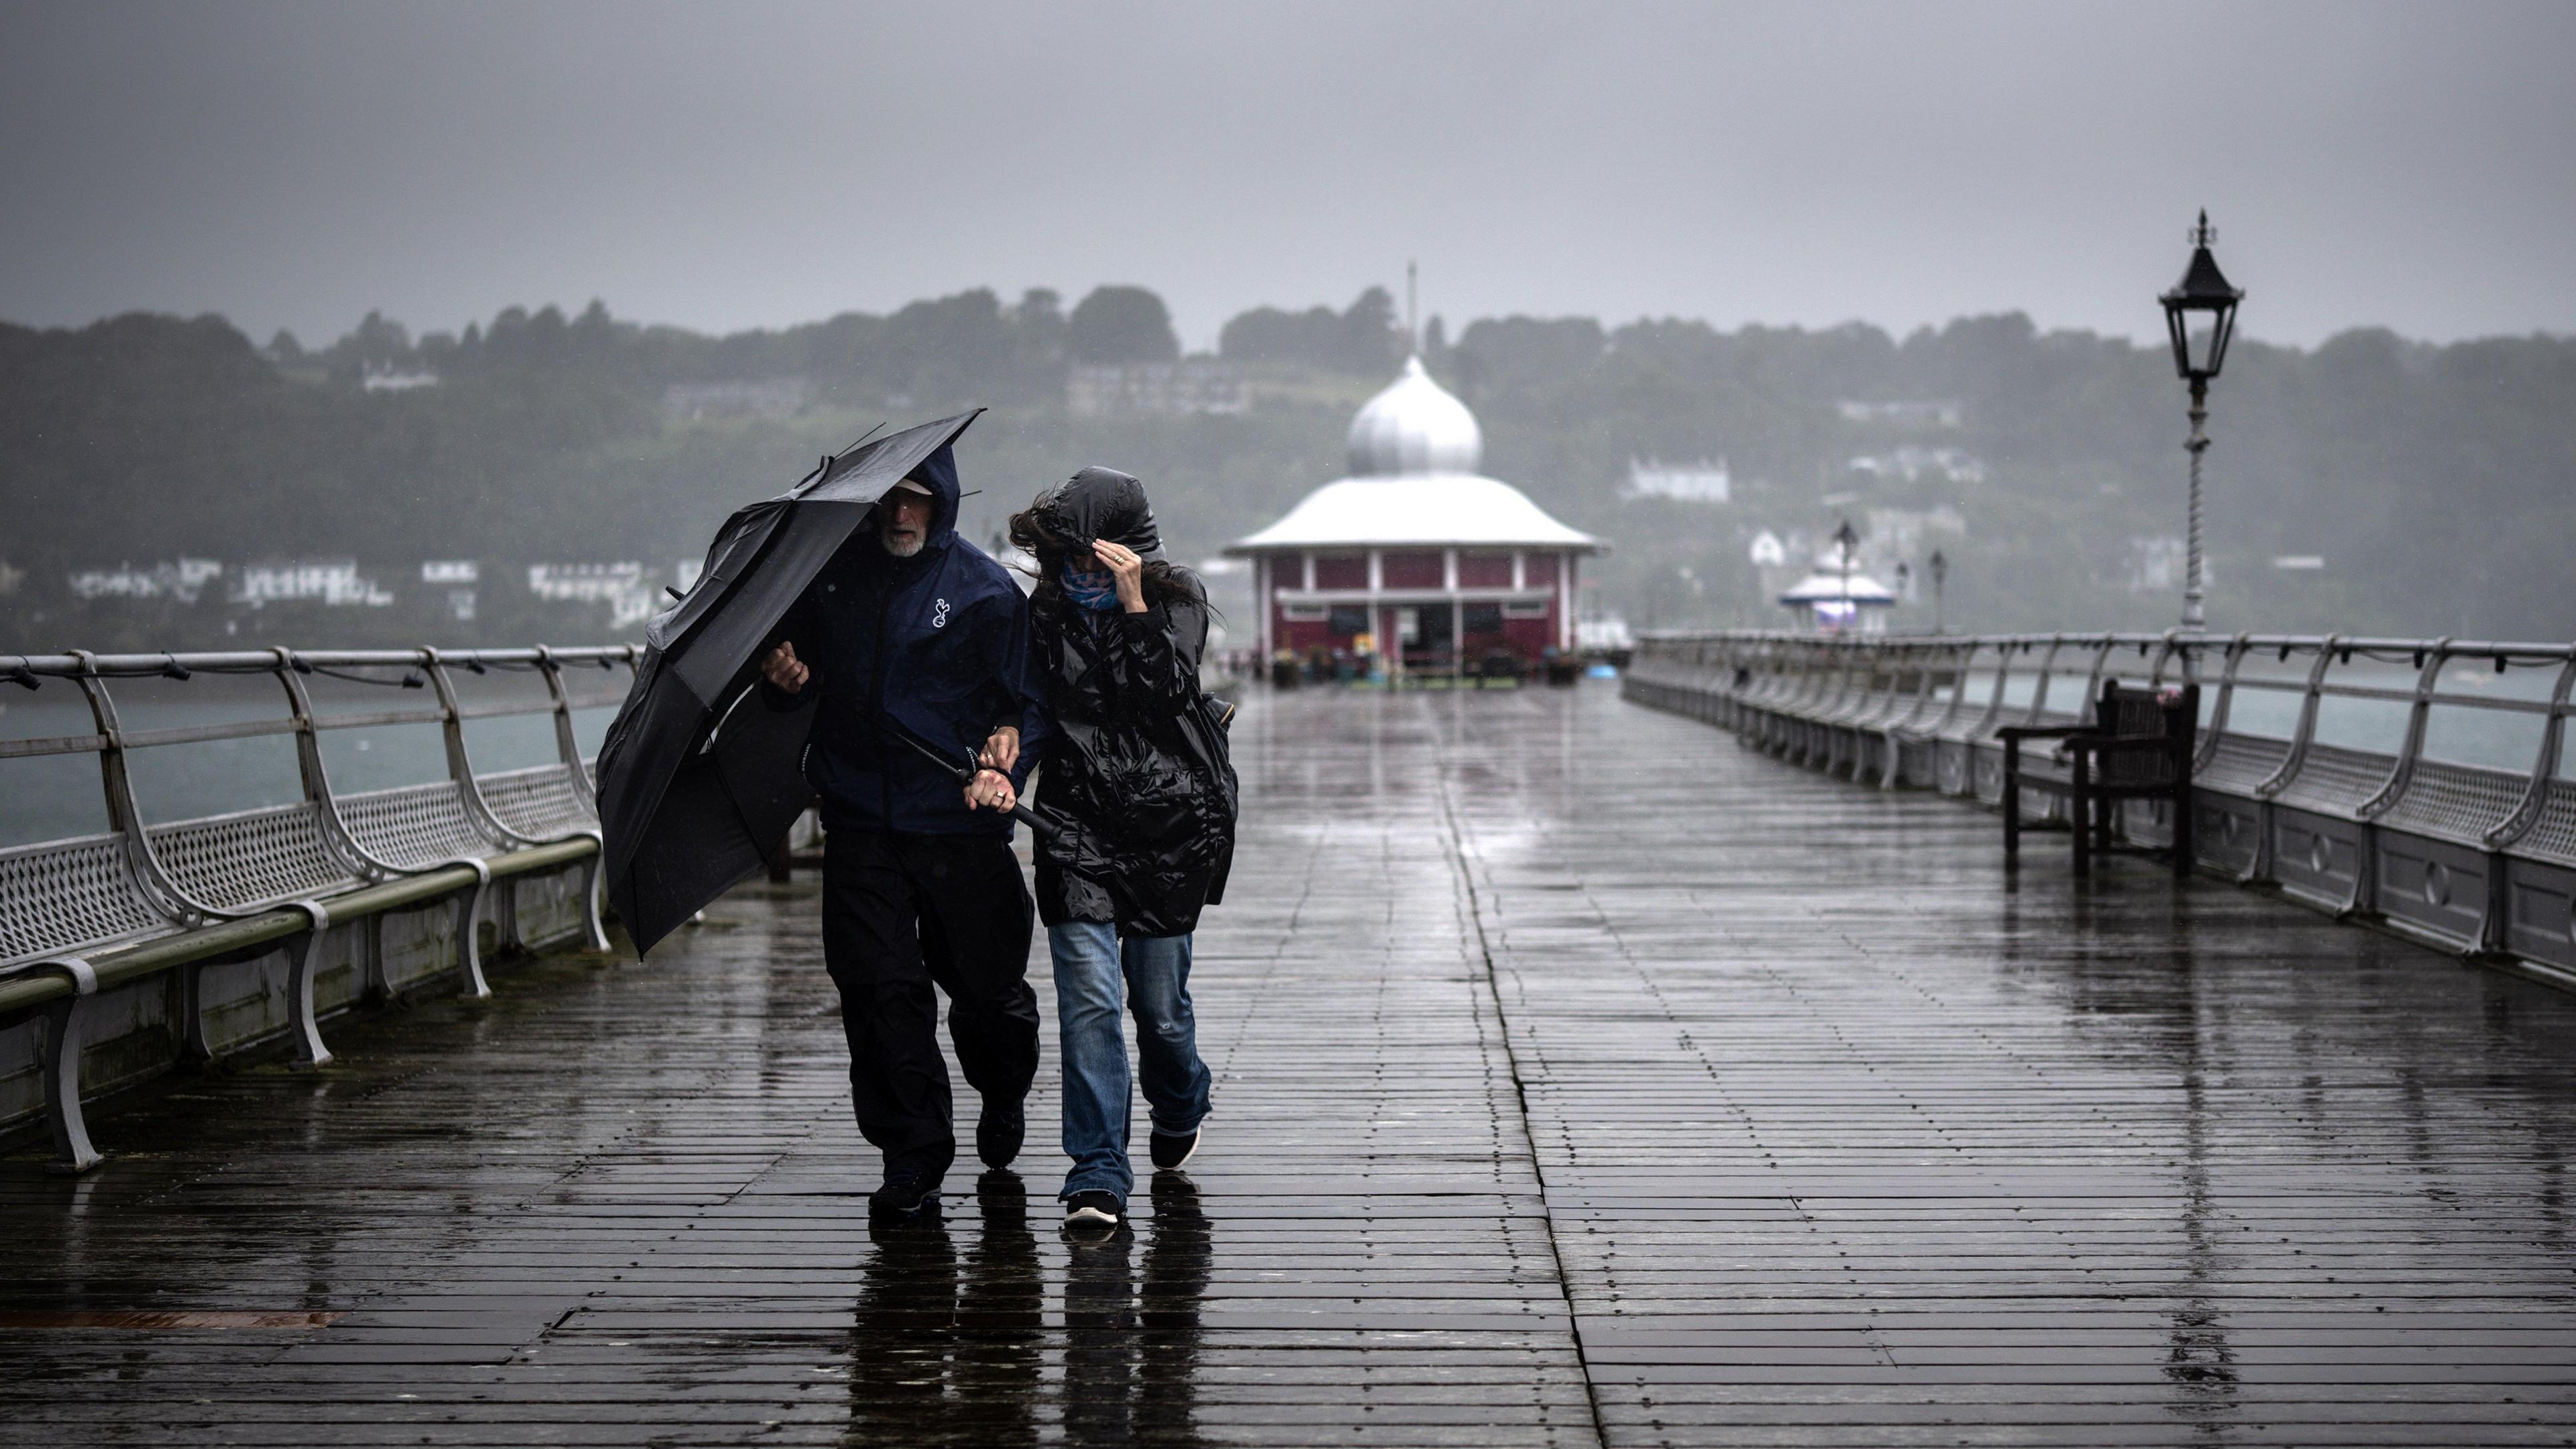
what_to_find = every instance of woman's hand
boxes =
[980,724,1020,775]
[964,768,1017,813]
[1091,539,1149,614]
[761,641,809,692]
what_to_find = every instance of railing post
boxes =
[2021,635,2067,728]
[276,648,383,883]
[2486,649,2576,851]
[68,651,195,928]
[535,645,601,812]
[2257,635,2342,800]
[423,650,519,848]
[2193,633,2254,774]
[2360,638,2453,820]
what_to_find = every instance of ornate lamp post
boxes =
[1832,519,1860,633]
[2158,211,2245,631]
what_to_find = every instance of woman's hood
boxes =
[1039,467,1164,560]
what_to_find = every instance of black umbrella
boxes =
[595,409,985,955]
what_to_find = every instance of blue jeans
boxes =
[1051,922,1212,1207]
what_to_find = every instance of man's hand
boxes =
[964,768,1017,813]
[1092,540,1149,614]
[761,641,809,692]
[980,725,1020,775]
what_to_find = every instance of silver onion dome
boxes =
[1346,356,1483,477]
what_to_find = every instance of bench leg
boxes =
[452,860,494,1000]
[2072,754,2092,876]
[42,994,101,1174]
[285,903,335,1068]
[364,913,392,1002]
[180,960,218,1062]
[2003,742,2022,862]
[577,839,612,953]
[2095,791,2114,858]
[28,959,104,1174]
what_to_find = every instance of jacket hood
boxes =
[1038,467,1164,561]
[899,443,963,549]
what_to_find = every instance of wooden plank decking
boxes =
[5,684,2576,1446]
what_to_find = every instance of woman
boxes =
[991,467,1236,1233]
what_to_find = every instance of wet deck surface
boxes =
[7,682,2576,1446]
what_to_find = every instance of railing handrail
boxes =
[1631,627,2576,836]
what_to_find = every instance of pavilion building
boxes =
[1226,356,1600,674]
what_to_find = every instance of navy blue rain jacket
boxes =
[763,445,1049,837]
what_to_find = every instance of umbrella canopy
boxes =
[595,409,982,953]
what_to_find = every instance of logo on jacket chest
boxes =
[931,598,951,629]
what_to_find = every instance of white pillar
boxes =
[1560,553,1576,651]
[1253,554,1270,657]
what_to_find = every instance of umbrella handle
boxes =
[878,714,1058,839]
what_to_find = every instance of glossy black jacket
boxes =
[1026,471,1237,936]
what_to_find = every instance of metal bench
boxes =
[0,644,635,1171]
[1627,629,2576,996]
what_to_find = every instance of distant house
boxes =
[1847,446,1986,486]
[68,558,223,604]
[662,378,811,423]
[360,364,440,393]
[1837,399,1963,429]
[1623,457,1731,504]
[1864,505,1968,563]
[529,562,661,629]
[2127,537,2189,593]
[232,560,392,608]
[1067,362,1248,417]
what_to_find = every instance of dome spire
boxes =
[1406,259,1418,357]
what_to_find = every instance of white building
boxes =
[1227,356,1599,669]
[1624,457,1731,504]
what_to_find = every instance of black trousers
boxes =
[821,829,1040,1164]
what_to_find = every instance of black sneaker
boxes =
[1148,1123,1201,1172]
[869,1156,947,1222]
[976,1097,1025,1170]
[1061,1189,1122,1232]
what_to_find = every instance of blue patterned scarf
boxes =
[1060,565,1121,612]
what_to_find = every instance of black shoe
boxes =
[1148,1123,1201,1172]
[1061,1189,1122,1233]
[977,1097,1026,1169]
[869,1156,947,1222]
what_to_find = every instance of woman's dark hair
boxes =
[1009,490,1210,613]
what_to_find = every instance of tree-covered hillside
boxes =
[3,285,2569,650]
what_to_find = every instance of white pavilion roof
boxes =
[1227,473,1600,554]
[1776,570,1898,604]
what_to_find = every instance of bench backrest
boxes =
[2090,681,2200,790]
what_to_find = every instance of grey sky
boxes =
[4,0,2570,352]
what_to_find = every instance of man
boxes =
[759,443,1047,1220]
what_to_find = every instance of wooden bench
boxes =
[2002,681,2200,875]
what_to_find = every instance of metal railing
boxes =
[1,643,639,1168]
[1626,630,2576,987]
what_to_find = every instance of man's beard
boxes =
[880,527,924,558]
